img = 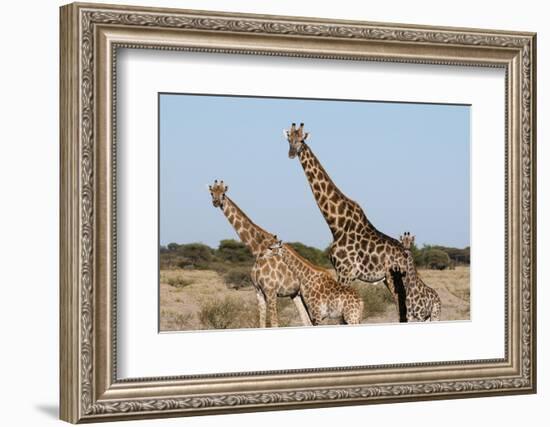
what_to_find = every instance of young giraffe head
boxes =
[284,122,309,159]
[262,237,283,258]
[208,179,228,208]
[400,231,415,250]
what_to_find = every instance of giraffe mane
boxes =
[225,196,278,247]
[301,143,355,203]
[283,243,331,274]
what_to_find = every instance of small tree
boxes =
[409,242,424,266]
[223,267,254,289]
[429,245,470,265]
[217,239,254,263]
[177,243,213,267]
[167,242,180,252]
[424,248,451,270]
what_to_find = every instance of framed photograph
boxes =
[60,2,536,423]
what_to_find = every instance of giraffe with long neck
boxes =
[399,232,441,321]
[209,180,311,328]
[284,123,416,322]
[263,240,363,325]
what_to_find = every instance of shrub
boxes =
[199,296,257,329]
[159,252,182,269]
[216,239,254,263]
[207,261,230,275]
[357,284,394,316]
[409,243,424,266]
[444,246,470,264]
[424,248,451,270]
[223,267,254,289]
[287,242,331,268]
[413,244,470,267]
[167,276,193,289]
[167,242,180,252]
[161,242,211,268]
[160,310,195,331]
[178,243,213,265]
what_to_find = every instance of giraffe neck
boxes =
[298,143,372,237]
[403,249,419,290]
[278,245,315,284]
[221,197,276,257]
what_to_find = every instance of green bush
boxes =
[440,246,470,264]
[159,252,181,269]
[413,244,469,267]
[287,242,331,268]
[424,248,451,270]
[161,239,471,273]
[216,239,254,263]
[175,243,213,268]
[167,242,180,252]
[223,267,254,289]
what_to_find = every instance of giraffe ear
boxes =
[208,185,212,191]
[303,132,310,141]
[224,185,228,192]
[283,129,289,139]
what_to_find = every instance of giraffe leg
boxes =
[385,271,408,322]
[308,306,322,326]
[430,296,441,321]
[255,289,267,328]
[265,291,279,328]
[403,274,427,322]
[291,294,312,326]
[401,274,419,322]
[343,305,362,325]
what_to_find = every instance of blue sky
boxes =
[160,94,470,250]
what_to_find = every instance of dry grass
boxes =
[159,266,470,331]
[198,296,258,329]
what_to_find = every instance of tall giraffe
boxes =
[399,232,441,321]
[263,240,364,325]
[209,180,311,328]
[283,123,416,322]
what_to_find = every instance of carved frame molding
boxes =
[60,2,536,423]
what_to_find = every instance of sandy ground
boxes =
[160,266,470,331]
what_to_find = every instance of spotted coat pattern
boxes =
[265,242,364,325]
[209,180,311,328]
[399,232,441,321]
[285,123,416,322]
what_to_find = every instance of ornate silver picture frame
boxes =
[60,2,536,423]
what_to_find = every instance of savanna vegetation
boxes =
[159,239,471,331]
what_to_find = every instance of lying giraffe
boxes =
[283,123,416,322]
[209,180,311,328]
[263,240,364,325]
[399,232,441,321]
